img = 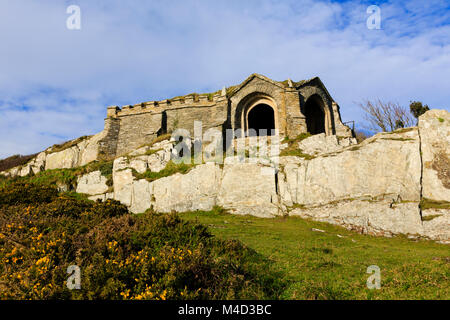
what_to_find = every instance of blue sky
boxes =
[0,0,449,158]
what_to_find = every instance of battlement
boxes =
[107,92,227,118]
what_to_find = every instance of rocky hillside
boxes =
[1,110,449,243]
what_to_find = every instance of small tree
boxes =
[409,101,430,119]
[357,99,415,133]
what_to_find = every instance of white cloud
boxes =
[0,0,449,158]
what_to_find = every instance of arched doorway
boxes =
[304,95,326,135]
[247,103,275,136]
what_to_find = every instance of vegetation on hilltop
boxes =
[0,154,38,173]
[0,160,113,190]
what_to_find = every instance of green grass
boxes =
[280,133,315,159]
[48,135,91,154]
[422,214,443,222]
[133,160,196,182]
[0,160,113,189]
[179,207,450,300]
[420,198,450,210]
[438,118,444,123]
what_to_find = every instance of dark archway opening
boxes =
[304,97,325,135]
[247,104,275,136]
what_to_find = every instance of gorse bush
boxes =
[0,183,283,300]
[0,182,58,207]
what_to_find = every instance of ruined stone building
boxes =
[99,73,353,158]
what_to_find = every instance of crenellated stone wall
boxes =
[98,74,354,158]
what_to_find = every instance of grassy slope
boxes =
[179,208,449,300]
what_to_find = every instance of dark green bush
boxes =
[0,182,58,206]
[0,184,283,300]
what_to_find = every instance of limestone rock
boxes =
[79,132,105,166]
[129,179,152,214]
[147,149,171,173]
[419,109,450,202]
[298,133,357,155]
[421,209,450,244]
[152,163,222,213]
[45,146,80,170]
[113,157,135,207]
[217,163,281,217]
[129,157,148,174]
[290,200,423,237]
[76,171,109,195]
[283,129,422,206]
[129,146,150,157]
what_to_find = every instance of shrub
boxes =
[0,184,283,300]
[0,182,58,207]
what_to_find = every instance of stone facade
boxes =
[99,74,353,158]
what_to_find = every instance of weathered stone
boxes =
[45,146,80,170]
[290,200,423,237]
[129,157,148,174]
[129,146,150,157]
[421,209,450,244]
[283,129,422,206]
[298,133,357,155]
[113,157,135,206]
[19,164,32,177]
[152,163,222,213]
[217,163,281,217]
[129,179,152,214]
[147,150,171,173]
[79,132,105,166]
[419,109,450,202]
[76,171,109,195]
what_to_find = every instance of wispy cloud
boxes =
[0,0,449,158]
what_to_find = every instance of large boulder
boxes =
[281,128,422,206]
[298,133,357,155]
[78,132,106,166]
[113,157,135,207]
[290,200,423,237]
[45,146,80,170]
[421,209,450,244]
[217,162,281,217]
[152,163,222,213]
[419,109,450,202]
[76,171,109,195]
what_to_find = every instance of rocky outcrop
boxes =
[45,132,106,170]
[217,162,280,217]
[281,128,422,206]
[76,171,109,196]
[2,109,449,243]
[290,200,423,237]
[2,132,107,177]
[152,163,222,213]
[297,133,357,156]
[77,111,449,242]
[419,109,450,202]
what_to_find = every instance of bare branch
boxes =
[356,99,415,133]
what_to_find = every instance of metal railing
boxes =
[343,121,355,131]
